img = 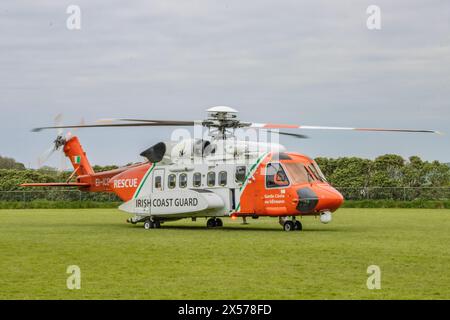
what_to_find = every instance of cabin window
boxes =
[168,174,176,189]
[154,176,162,189]
[235,166,246,183]
[266,163,289,188]
[207,171,216,187]
[219,171,227,186]
[193,172,202,187]
[179,173,187,188]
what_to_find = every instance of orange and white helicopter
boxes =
[23,106,438,231]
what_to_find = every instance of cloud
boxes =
[0,0,449,167]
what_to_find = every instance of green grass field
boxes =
[0,208,449,300]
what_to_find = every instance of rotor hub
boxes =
[54,135,67,150]
[204,106,250,137]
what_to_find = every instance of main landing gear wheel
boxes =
[283,221,295,232]
[206,218,223,228]
[294,221,302,231]
[144,219,161,230]
[206,218,217,228]
[144,220,153,230]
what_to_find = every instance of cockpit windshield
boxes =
[283,161,327,184]
[283,163,313,184]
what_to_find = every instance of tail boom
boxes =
[22,135,151,195]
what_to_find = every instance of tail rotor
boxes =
[35,114,83,170]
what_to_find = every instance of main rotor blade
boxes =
[267,130,309,139]
[31,122,194,132]
[98,118,197,125]
[54,113,64,136]
[250,123,440,134]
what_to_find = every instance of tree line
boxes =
[315,154,449,188]
[0,154,449,192]
[0,155,26,170]
[0,155,119,191]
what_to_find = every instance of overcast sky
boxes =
[0,0,449,168]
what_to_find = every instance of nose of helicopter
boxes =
[295,184,344,213]
[315,185,344,212]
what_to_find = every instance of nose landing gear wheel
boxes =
[283,221,294,232]
[294,221,302,231]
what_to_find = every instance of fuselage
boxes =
[106,151,343,219]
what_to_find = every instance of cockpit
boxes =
[266,156,327,188]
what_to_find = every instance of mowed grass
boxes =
[0,208,449,300]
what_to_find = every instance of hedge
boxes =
[0,200,122,209]
[342,200,450,209]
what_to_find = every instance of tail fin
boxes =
[63,136,95,176]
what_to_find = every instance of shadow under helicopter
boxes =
[22,221,359,233]
[129,223,348,233]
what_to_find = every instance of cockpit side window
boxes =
[266,163,290,188]
[307,165,319,181]
[308,162,327,182]
[313,161,327,182]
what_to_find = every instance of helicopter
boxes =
[22,106,439,231]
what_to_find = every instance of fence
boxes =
[335,187,450,201]
[0,187,449,203]
[0,190,121,202]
